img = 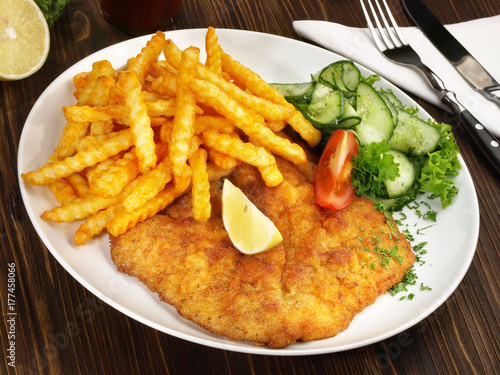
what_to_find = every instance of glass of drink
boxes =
[100,0,183,36]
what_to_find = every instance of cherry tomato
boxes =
[314,130,359,209]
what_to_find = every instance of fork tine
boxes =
[379,0,407,45]
[359,0,387,51]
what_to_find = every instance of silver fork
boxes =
[360,0,500,172]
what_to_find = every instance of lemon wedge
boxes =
[0,0,50,81]
[222,179,283,255]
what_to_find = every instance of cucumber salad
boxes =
[272,60,461,212]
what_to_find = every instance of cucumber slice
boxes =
[389,110,441,156]
[294,84,343,127]
[379,91,399,125]
[380,90,403,110]
[315,60,361,93]
[364,185,419,211]
[354,81,395,145]
[340,61,361,92]
[337,99,361,129]
[384,150,416,198]
[271,82,316,104]
[314,62,338,89]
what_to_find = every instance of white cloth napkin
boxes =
[293,16,500,137]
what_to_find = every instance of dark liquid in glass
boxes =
[100,0,182,35]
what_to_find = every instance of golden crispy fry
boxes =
[90,120,114,136]
[166,39,292,121]
[88,151,140,198]
[189,148,211,220]
[127,31,165,84]
[150,73,178,97]
[248,126,307,165]
[192,79,306,165]
[205,26,222,74]
[118,72,157,173]
[169,46,200,190]
[41,194,117,222]
[48,179,79,205]
[53,122,90,158]
[66,173,89,198]
[202,129,283,187]
[21,130,134,186]
[122,157,172,213]
[107,183,185,237]
[75,75,116,107]
[63,104,128,123]
[220,51,322,147]
[74,205,122,246]
[206,146,240,170]
[266,120,287,133]
[159,120,174,143]
[194,115,235,135]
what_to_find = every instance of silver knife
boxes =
[402,0,500,104]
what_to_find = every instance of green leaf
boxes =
[34,0,71,27]
[351,141,400,197]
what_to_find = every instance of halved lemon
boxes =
[222,179,283,255]
[0,0,50,81]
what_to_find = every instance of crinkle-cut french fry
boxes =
[75,75,116,107]
[248,126,307,165]
[145,98,177,117]
[90,120,114,136]
[53,122,90,158]
[191,79,263,135]
[206,160,235,182]
[76,133,117,153]
[205,26,222,74]
[89,151,140,198]
[202,129,283,186]
[118,72,157,173]
[122,157,173,213]
[150,73,178,97]
[127,31,165,84]
[85,155,119,183]
[192,79,307,165]
[220,51,322,147]
[169,46,200,190]
[72,60,115,90]
[266,120,287,133]
[74,205,122,246]
[63,104,129,123]
[159,120,174,143]
[107,183,185,237]
[150,116,170,128]
[66,173,89,198]
[147,62,172,79]
[189,148,211,220]
[41,166,146,222]
[194,115,235,135]
[48,179,79,205]
[165,39,292,121]
[41,194,117,222]
[206,146,240,170]
[21,130,134,186]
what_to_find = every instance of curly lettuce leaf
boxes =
[34,0,71,27]
[351,141,400,197]
[418,121,461,208]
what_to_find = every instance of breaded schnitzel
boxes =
[110,157,414,348]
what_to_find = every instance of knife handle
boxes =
[442,91,500,173]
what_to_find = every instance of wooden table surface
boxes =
[1,0,499,373]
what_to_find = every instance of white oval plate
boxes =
[18,29,479,356]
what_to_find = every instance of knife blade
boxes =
[402,0,500,104]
